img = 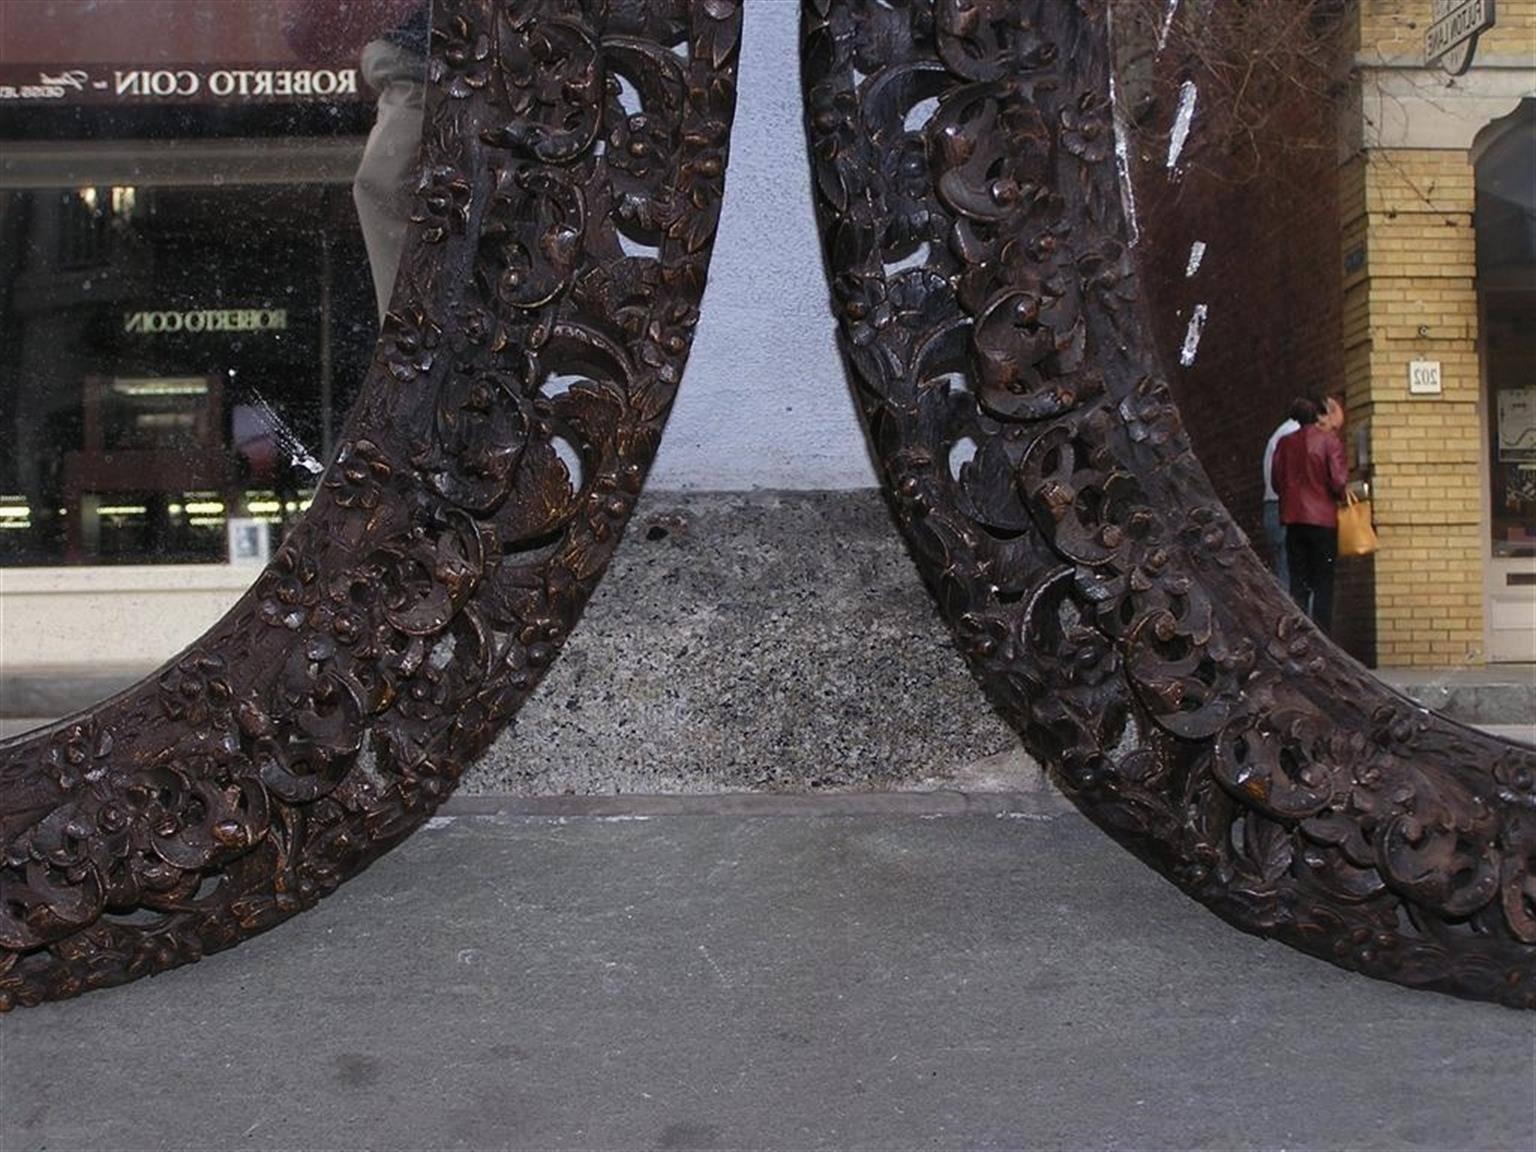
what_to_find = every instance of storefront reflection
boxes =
[0,1,427,576]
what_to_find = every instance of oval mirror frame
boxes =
[2,0,1533,1012]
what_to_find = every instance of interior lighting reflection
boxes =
[246,500,282,514]
[183,501,225,515]
[96,504,149,516]
[136,413,197,430]
[186,517,225,527]
[111,377,210,397]
[0,505,31,518]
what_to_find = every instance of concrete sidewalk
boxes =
[2,798,1531,1152]
[1374,665,1534,728]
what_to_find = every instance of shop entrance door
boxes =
[1476,101,1536,663]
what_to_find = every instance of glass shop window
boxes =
[0,0,427,567]
[1477,101,1536,560]
[0,182,375,565]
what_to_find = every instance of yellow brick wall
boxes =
[1343,147,1487,665]
[1358,0,1536,58]
[1339,4,1533,666]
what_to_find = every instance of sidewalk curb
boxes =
[437,790,1072,820]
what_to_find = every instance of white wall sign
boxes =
[1497,388,1536,462]
[1425,0,1496,76]
[1409,359,1444,395]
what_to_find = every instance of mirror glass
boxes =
[1108,4,1532,746]
[0,1,427,725]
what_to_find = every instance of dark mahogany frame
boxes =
[2,0,1532,1010]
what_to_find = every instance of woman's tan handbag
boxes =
[1338,489,1379,557]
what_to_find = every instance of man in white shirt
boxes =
[1262,397,1318,592]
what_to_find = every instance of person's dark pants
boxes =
[1286,523,1337,634]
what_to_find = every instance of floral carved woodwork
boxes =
[0,0,1532,1011]
[0,0,742,1009]
[802,0,1536,1007]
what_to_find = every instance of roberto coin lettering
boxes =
[123,308,289,335]
[111,68,358,100]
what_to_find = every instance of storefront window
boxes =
[1477,100,1536,560]
[0,1,425,567]
[0,181,377,564]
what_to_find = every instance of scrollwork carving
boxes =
[802,0,1536,1006]
[2,0,1530,1012]
[0,0,740,1009]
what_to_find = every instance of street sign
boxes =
[1425,0,1496,76]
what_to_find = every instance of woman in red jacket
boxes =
[1271,395,1347,634]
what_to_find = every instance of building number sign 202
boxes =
[1409,359,1444,396]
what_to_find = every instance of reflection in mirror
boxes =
[1108,5,1534,732]
[1108,1,1368,651]
[0,1,428,720]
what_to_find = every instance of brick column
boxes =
[1348,149,1485,666]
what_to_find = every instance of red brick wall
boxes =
[1127,76,1368,659]
[1136,155,1346,545]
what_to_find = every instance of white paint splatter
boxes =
[1180,304,1209,366]
[1158,0,1181,51]
[1185,241,1207,278]
[424,815,455,831]
[698,944,732,988]
[250,390,324,475]
[1166,80,1198,173]
[1109,73,1141,247]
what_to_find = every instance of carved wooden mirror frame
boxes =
[3,0,1533,1011]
